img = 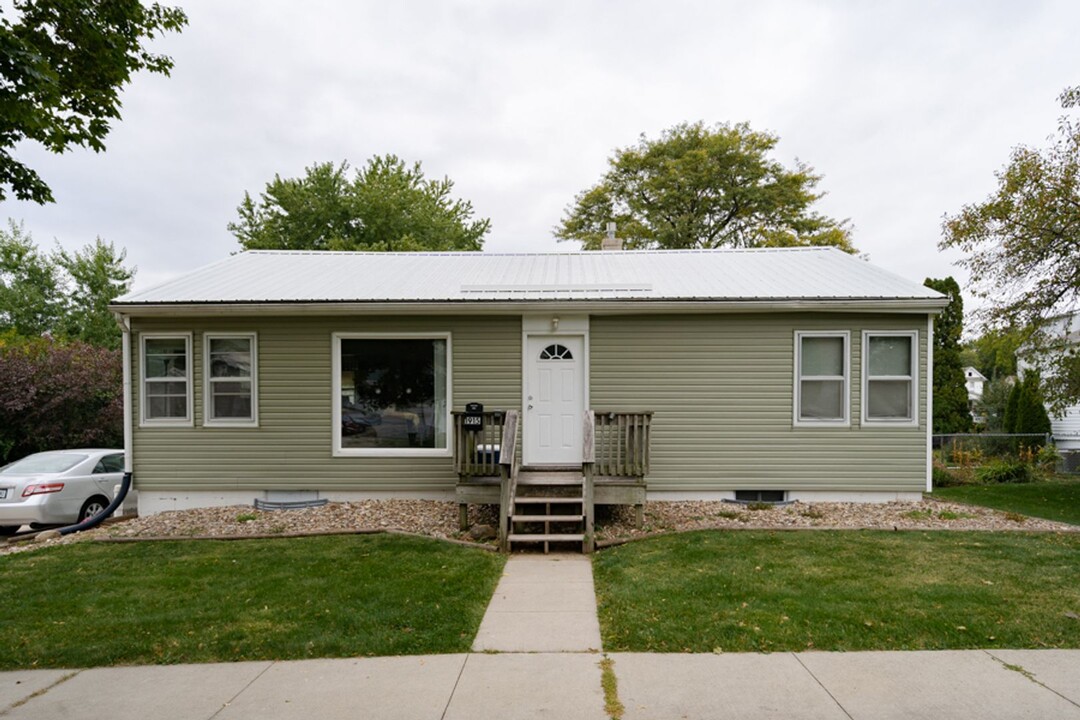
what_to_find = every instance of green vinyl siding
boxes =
[131,315,521,492]
[589,313,929,493]
[130,310,930,495]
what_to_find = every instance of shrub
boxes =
[975,459,1038,485]
[1036,444,1062,472]
[0,336,122,462]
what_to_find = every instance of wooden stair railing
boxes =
[497,410,519,551]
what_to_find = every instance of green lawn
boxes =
[593,530,1080,653]
[0,535,504,670]
[931,478,1080,525]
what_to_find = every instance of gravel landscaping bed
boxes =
[594,498,1078,543]
[3,497,1076,557]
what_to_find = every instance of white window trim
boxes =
[203,332,259,428]
[331,332,453,458]
[862,330,920,427]
[793,330,850,427]
[139,332,193,427]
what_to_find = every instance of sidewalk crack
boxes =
[0,669,81,716]
[984,650,1080,710]
[440,654,470,720]
[207,661,275,720]
[792,653,854,720]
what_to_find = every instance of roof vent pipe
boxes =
[601,221,623,251]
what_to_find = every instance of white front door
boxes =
[525,335,584,465]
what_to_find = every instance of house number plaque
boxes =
[463,402,484,432]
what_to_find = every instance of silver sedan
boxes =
[0,449,124,535]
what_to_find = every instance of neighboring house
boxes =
[1043,313,1080,461]
[964,366,988,424]
[109,247,947,524]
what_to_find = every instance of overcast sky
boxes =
[4,0,1078,300]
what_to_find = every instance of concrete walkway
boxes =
[3,650,1079,719]
[472,553,602,652]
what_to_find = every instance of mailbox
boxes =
[463,402,484,432]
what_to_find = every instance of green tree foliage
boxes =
[555,121,855,252]
[0,335,123,462]
[964,328,1021,380]
[0,0,187,203]
[976,378,1013,431]
[56,238,135,348]
[940,86,1080,408]
[1003,381,1021,433]
[229,156,491,252]
[1015,372,1052,437]
[0,222,134,348]
[0,220,61,336]
[924,277,972,433]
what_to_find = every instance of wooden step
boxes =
[511,514,584,523]
[508,533,585,542]
[513,496,584,504]
[516,471,583,486]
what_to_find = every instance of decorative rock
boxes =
[469,524,497,541]
[35,530,62,542]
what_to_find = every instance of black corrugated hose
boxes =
[57,472,132,536]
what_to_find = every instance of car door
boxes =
[92,454,124,496]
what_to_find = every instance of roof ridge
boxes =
[242,246,834,257]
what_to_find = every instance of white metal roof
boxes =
[113,247,945,309]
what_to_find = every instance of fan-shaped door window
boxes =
[539,343,574,360]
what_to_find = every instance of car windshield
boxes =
[0,453,88,475]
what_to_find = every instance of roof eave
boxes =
[110,297,950,317]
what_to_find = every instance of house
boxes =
[110,247,947,548]
[964,366,988,423]
[1039,313,1080,469]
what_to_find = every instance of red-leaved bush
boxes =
[0,337,123,462]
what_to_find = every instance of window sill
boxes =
[139,419,194,428]
[204,420,259,428]
[332,448,452,459]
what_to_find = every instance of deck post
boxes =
[458,504,469,531]
[583,410,596,553]
[498,464,510,551]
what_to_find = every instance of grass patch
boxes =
[593,530,1080,653]
[931,478,1080,525]
[599,657,624,720]
[0,534,504,669]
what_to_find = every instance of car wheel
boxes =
[79,496,110,523]
[0,525,19,536]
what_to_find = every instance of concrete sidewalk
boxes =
[3,650,1079,719]
[472,553,602,652]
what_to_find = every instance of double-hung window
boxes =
[141,334,192,425]
[863,331,918,425]
[794,332,849,425]
[332,333,451,456]
[205,334,258,425]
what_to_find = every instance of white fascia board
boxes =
[110,298,950,317]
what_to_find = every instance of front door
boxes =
[525,335,584,466]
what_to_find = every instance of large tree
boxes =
[0,221,134,348]
[555,121,855,252]
[941,86,1080,409]
[925,277,972,433]
[0,0,187,203]
[229,156,491,252]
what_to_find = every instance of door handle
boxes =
[528,404,534,410]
